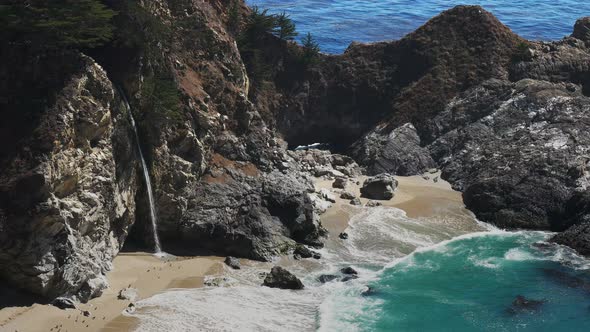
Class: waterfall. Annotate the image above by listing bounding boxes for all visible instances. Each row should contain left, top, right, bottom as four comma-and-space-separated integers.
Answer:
119, 89, 162, 253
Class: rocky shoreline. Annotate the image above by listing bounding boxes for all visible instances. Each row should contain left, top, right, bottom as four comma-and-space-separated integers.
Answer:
0, 0, 589, 311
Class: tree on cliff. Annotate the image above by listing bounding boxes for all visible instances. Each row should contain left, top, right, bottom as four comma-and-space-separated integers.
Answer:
0, 0, 116, 50
301, 32, 320, 64
275, 12, 297, 40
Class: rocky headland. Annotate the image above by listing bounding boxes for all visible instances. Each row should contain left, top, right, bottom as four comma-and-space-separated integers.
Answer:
0, 0, 589, 310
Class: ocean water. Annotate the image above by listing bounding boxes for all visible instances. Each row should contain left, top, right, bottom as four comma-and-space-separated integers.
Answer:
246, 0, 590, 53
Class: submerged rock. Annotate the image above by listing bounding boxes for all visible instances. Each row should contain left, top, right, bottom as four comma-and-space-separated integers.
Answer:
318, 274, 339, 283
508, 295, 544, 314
263, 266, 304, 290
339, 232, 349, 240
360, 174, 397, 200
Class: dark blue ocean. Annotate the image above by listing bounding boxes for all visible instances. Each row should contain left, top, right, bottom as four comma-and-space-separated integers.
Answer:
247, 0, 590, 53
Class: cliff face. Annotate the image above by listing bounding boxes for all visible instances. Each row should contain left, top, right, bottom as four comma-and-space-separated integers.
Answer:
0, 52, 138, 301
1, 0, 590, 301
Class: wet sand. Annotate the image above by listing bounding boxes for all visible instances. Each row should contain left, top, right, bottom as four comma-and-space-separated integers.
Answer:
318, 172, 477, 236
0, 254, 223, 332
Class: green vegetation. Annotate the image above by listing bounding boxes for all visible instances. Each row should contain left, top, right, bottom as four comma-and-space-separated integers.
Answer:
140, 76, 183, 123
275, 12, 298, 41
0, 0, 116, 50
228, 1, 242, 34
300, 32, 321, 64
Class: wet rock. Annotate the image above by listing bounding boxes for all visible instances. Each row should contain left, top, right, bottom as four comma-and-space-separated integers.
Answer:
366, 200, 383, 207
551, 222, 590, 256
341, 267, 358, 275
263, 266, 304, 290
339, 232, 349, 240
224, 256, 241, 270
318, 274, 339, 283
332, 177, 348, 189
360, 174, 397, 200
361, 286, 378, 296
82, 310, 91, 317
350, 198, 362, 206
341, 275, 359, 282
117, 288, 139, 301
293, 244, 313, 259
51, 297, 76, 310
312, 252, 322, 259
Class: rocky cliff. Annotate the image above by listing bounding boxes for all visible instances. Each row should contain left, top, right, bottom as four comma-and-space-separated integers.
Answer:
0, 51, 138, 301
1, 1, 589, 302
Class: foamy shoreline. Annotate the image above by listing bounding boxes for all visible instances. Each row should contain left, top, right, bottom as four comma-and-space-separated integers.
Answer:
0, 172, 477, 332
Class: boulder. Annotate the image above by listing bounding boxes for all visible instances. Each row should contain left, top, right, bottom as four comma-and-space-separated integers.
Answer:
263, 266, 304, 290
293, 244, 313, 259
224, 256, 241, 270
366, 200, 382, 207
360, 174, 397, 200
350, 198, 362, 206
339, 232, 349, 240
51, 297, 76, 310
340, 191, 356, 200
118, 288, 139, 301
332, 177, 348, 189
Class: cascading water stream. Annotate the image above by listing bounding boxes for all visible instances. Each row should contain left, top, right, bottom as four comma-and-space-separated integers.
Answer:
119, 89, 162, 253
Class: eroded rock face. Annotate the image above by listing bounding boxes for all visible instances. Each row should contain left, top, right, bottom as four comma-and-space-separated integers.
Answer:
0, 53, 138, 301
429, 79, 590, 230
573, 17, 590, 42
351, 123, 435, 176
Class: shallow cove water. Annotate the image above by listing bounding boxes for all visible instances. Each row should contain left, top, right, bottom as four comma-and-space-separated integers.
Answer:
247, 0, 590, 53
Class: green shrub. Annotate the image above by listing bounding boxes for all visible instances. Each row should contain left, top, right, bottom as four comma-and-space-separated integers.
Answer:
140, 76, 183, 123
0, 0, 116, 50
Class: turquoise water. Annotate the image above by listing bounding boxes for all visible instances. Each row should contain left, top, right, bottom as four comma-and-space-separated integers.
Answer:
353, 232, 590, 331
246, 0, 590, 53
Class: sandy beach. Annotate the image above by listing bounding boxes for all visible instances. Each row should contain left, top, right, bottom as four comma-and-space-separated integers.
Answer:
0, 171, 475, 332
0, 254, 223, 332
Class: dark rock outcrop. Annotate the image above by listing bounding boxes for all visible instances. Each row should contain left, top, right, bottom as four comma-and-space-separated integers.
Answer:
429, 79, 590, 230
573, 17, 590, 43
263, 266, 304, 290
340, 267, 359, 275
318, 274, 339, 283
360, 174, 397, 200
551, 222, 590, 256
